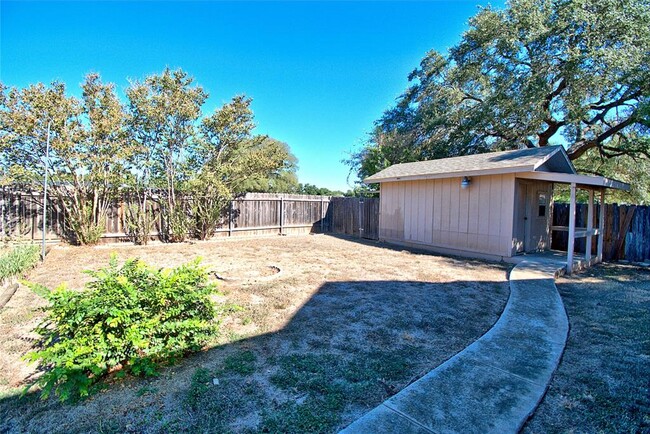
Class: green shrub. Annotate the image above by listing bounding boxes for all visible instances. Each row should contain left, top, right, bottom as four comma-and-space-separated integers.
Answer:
25, 255, 220, 402
0, 244, 40, 281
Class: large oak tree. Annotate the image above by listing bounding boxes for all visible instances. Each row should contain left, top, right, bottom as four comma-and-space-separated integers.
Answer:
349, 0, 650, 197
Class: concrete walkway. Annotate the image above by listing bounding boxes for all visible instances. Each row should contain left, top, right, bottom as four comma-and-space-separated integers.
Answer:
341, 258, 569, 433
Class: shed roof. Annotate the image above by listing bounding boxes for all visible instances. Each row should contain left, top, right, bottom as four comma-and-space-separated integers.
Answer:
363, 146, 629, 191
364, 146, 573, 183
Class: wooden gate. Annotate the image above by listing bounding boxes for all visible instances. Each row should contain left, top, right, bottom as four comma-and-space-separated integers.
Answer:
328, 197, 379, 240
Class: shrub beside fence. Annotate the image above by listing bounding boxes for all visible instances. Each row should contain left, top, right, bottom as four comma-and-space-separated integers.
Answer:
0, 191, 383, 243
0, 191, 335, 242
552, 203, 650, 262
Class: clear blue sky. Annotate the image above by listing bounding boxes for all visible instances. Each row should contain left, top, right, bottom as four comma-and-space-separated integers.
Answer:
1, 0, 504, 191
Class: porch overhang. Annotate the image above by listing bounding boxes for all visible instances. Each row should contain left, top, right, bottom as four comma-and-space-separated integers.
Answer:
515, 171, 630, 191
515, 171, 630, 274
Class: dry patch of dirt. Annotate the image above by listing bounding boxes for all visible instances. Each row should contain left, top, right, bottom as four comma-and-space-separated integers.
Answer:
524, 263, 650, 433
0, 234, 510, 433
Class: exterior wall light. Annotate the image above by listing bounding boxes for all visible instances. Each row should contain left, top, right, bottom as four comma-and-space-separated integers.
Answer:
461, 176, 471, 189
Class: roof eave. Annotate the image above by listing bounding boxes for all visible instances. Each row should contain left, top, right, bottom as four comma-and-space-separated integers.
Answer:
515, 172, 630, 191
364, 165, 536, 184
532, 146, 577, 174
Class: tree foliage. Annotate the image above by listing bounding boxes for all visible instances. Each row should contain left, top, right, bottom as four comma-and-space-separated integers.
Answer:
126, 68, 208, 242
0, 74, 129, 244
297, 184, 344, 196
348, 0, 650, 197
188, 96, 300, 238
0, 68, 297, 243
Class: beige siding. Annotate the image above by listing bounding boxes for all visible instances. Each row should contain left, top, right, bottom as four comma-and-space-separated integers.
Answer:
424, 181, 433, 243
379, 174, 516, 257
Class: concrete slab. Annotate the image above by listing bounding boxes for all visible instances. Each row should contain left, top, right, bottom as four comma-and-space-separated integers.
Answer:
383, 359, 547, 434
342, 405, 434, 434
340, 258, 569, 434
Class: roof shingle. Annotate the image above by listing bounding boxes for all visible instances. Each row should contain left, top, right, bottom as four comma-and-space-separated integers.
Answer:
364, 146, 569, 183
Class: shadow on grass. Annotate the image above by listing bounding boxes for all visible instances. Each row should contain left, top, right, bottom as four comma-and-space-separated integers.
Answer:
324, 233, 511, 270
0, 274, 509, 434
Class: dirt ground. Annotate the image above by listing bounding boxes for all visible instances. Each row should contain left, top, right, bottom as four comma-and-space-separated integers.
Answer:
0, 234, 509, 434
524, 263, 650, 433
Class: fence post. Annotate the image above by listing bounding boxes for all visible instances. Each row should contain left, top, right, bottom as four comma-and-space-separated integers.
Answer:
358, 199, 364, 238
228, 200, 234, 237
280, 197, 284, 235
320, 197, 324, 233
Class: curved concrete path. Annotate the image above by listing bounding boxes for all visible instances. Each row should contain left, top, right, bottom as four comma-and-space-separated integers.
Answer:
341, 258, 569, 433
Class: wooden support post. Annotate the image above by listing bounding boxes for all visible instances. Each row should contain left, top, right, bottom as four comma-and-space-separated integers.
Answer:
597, 189, 605, 262
586, 189, 594, 262
228, 200, 233, 237
280, 197, 284, 235
320, 197, 324, 233
358, 199, 363, 238
567, 182, 577, 274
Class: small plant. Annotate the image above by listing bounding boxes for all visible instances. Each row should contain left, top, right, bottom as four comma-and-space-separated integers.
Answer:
223, 350, 256, 375
63, 201, 107, 245
0, 244, 40, 282
185, 367, 212, 410
25, 255, 221, 402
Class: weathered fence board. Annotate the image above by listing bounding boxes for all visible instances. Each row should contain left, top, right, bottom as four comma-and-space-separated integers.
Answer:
327, 197, 379, 240
1, 191, 333, 243
552, 203, 649, 262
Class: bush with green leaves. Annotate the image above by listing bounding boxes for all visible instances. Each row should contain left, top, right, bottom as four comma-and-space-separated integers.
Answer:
26, 256, 220, 402
0, 244, 40, 281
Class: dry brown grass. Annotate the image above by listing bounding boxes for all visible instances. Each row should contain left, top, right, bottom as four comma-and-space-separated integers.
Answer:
0, 234, 510, 433
524, 263, 650, 434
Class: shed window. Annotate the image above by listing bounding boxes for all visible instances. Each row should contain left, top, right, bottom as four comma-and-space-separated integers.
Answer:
538, 193, 547, 217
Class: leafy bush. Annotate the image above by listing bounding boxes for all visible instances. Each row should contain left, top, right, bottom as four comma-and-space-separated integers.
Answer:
0, 244, 40, 281
26, 256, 220, 402
124, 200, 156, 245
63, 202, 106, 245
166, 205, 194, 243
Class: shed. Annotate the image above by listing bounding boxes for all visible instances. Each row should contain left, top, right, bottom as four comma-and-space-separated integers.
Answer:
364, 146, 630, 272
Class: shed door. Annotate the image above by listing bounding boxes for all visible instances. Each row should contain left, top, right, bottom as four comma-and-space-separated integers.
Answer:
514, 181, 529, 253
514, 180, 552, 253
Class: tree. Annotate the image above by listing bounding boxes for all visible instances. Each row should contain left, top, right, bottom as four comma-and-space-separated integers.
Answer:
126, 68, 207, 241
1, 69, 300, 243
348, 0, 650, 188
568, 147, 650, 204
238, 139, 300, 193
190, 96, 296, 239
0, 74, 129, 244
297, 184, 345, 196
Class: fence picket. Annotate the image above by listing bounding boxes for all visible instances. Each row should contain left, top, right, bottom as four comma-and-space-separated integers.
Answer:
552, 203, 649, 262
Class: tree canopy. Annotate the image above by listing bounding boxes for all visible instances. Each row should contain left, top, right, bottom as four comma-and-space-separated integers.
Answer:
348, 0, 650, 202
0, 68, 298, 243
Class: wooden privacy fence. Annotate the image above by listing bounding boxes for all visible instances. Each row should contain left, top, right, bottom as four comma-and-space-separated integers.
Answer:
0, 191, 382, 243
0, 191, 333, 242
327, 197, 379, 240
552, 203, 649, 262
